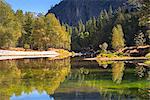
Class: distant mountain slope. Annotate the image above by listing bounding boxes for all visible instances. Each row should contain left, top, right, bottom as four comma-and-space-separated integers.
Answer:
47, 0, 127, 25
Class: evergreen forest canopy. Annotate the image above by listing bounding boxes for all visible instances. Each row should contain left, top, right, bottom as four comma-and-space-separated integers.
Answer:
69, 0, 150, 51
0, 0, 149, 51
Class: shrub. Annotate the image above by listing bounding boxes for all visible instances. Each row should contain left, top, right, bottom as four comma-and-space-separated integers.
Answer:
145, 53, 150, 58
24, 44, 30, 49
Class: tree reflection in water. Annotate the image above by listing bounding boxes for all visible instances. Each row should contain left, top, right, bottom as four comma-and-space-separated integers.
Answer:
0, 58, 149, 100
0, 58, 71, 100
136, 65, 146, 78
57, 60, 150, 99
112, 62, 125, 84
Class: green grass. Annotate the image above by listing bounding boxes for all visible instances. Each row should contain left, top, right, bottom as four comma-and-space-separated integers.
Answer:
60, 79, 150, 96
97, 52, 126, 58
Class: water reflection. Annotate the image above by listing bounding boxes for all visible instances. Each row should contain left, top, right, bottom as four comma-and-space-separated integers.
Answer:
0, 58, 71, 100
0, 57, 149, 99
112, 62, 125, 84
53, 58, 149, 99
11, 90, 54, 100
136, 65, 146, 78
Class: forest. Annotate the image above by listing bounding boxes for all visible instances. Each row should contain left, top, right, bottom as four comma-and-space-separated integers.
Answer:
70, 0, 150, 51
0, 1, 149, 99
0, 0, 149, 52
0, 1, 71, 50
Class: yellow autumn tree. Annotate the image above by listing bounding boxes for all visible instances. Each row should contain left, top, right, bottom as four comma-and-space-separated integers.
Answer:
112, 24, 125, 50
46, 13, 71, 50
0, 1, 22, 48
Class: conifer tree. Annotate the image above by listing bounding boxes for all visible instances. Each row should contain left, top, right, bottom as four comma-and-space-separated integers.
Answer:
19, 12, 34, 48
134, 32, 146, 46
32, 17, 48, 50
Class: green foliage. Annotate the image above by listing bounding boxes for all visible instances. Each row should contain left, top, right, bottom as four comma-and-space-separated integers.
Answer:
0, 58, 71, 97
19, 12, 34, 48
96, 60, 114, 68
0, 0, 149, 51
138, 0, 150, 45
70, 1, 149, 51
134, 32, 146, 46
97, 53, 118, 58
71, 6, 144, 51
45, 14, 71, 50
0, 1, 71, 50
97, 52, 125, 59
32, 16, 47, 50
66, 61, 149, 99
0, 1, 22, 48
48, 49, 72, 60
15, 10, 24, 24
24, 44, 30, 49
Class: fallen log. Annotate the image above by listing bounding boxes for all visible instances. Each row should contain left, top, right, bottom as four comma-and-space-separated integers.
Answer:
118, 45, 150, 56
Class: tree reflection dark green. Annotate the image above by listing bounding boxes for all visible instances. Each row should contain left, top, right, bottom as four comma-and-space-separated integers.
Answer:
61, 61, 150, 99
0, 58, 149, 99
136, 65, 146, 78
0, 58, 71, 99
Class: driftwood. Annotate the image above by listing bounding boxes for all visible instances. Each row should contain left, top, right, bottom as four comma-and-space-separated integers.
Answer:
118, 45, 150, 56
137, 63, 150, 67
84, 57, 149, 61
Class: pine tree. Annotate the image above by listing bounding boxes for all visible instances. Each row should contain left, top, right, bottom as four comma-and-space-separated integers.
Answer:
108, 6, 113, 17
134, 32, 146, 46
139, 0, 150, 45
32, 17, 48, 50
104, 9, 109, 21
78, 20, 85, 33
15, 10, 24, 24
115, 12, 125, 25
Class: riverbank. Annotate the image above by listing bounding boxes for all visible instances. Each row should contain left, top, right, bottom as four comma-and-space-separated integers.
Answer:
84, 57, 149, 61
0, 50, 58, 56
48, 48, 73, 60
0, 48, 72, 60
85, 52, 150, 61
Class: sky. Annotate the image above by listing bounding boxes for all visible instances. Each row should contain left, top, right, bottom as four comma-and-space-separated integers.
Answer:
5, 0, 62, 14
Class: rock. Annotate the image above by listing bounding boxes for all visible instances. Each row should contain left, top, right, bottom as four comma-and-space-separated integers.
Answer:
47, 0, 127, 25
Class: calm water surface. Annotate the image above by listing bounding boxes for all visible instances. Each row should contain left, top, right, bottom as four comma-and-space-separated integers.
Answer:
0, 57, 149, 100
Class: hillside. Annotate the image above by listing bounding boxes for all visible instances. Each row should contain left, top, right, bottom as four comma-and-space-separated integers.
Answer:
48, 0, 128, 25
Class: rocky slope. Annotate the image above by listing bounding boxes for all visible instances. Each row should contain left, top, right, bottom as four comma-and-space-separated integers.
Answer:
47, 0, 128, 25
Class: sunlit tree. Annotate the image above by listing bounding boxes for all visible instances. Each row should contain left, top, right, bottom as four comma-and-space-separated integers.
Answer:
112, 24, 125, 50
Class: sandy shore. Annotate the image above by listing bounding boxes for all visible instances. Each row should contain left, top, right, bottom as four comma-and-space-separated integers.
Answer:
0, 50, 59, 60
0, 50, 58, 56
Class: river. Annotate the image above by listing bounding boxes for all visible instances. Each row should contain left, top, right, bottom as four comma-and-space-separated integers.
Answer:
0, 57, 149, 100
